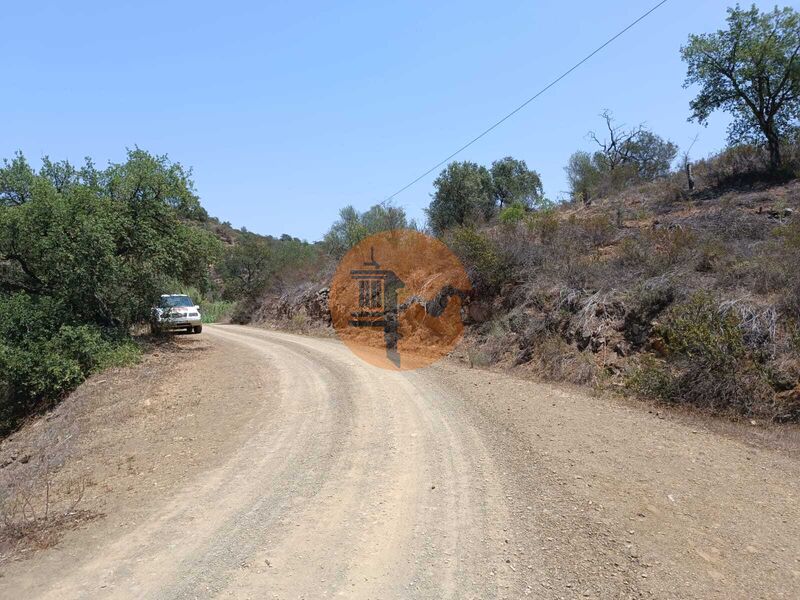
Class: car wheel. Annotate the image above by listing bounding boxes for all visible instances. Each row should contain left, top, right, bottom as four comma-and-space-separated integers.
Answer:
193, 325, 203, 334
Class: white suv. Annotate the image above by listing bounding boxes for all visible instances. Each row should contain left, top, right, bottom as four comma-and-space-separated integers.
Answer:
151, 294, 203, 334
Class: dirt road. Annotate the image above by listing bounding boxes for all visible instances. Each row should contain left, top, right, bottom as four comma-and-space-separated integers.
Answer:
2, 325, 800, 599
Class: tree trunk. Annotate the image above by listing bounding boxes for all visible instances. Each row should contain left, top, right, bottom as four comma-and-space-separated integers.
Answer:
685, 161, 695, 191
768, 136, 782, 171
763, 118, 782, 171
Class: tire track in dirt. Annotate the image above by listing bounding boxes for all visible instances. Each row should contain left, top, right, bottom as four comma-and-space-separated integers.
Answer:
5, 325, 798, 599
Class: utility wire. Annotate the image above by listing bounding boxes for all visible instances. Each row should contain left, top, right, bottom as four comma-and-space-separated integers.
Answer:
384, 0, 670, 202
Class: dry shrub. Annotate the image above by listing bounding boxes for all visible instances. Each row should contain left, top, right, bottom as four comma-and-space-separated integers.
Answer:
526, 207, 560, 244
617, 227, 696, 277
691, 144, 799, 191
736, 219, 800, 301
446, 227, 515, 294
529, 336, 598, 386
512, 213, 619, 289
493, 221, 542, 273
629, 293, 780, 417
468, 320, 515, 367
789, 320, 800, 354
575, 214, 616, 247
572, 290, 625, 352
0, 409, 91, 561
719, 299, 779, 356
696, 203, 774, 242
465, 344, 494, 368
630, 356, 776, 416
230, 297, 257, 324
773, 220, 800, 312
635, 175, 690, 206
623, 279, 676, 348
626, 355, 675, 400
694, 238, 729, 273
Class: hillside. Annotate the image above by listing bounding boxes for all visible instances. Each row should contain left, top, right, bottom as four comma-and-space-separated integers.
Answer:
242, 155, 800, 422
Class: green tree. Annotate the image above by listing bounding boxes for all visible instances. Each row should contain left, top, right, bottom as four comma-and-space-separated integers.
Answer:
566, 112, 677, 202
565, 151, 602, 205
489, 157, 544, 208
588, 111, 677, 180
0, 149, 220, 433
323, 206, 368, 257
218, 230, 320, 301
498, 201, 527, 225
0, 150, 219, 328
218, 234, 276, 300
426, 161, 495, 235
361, 202, 408, 233
323, 202, 408, 257
623, 130, 680, 180
0, 153, 35, 206
681, 4, 800, 170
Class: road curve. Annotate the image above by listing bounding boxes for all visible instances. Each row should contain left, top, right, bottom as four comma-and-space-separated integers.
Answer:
3, 324, 800, 599
13, 325, 523, 599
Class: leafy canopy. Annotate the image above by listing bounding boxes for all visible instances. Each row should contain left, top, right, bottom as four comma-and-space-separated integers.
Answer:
219, 233, 318, 299
681, 4, 800, 168
0, 149, 220, 433
427, 157, 545, 235
566, 111, 677, 202
0, 149, 220, 328
323, 201, 409, 257
490, 157, 544, 209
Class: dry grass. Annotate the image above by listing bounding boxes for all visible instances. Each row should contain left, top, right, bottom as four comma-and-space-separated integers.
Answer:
465, 174, 800, 419
0, 334, 192, 565
0, 398, 95, 563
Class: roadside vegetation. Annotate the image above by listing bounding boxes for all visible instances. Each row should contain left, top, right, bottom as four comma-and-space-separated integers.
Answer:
245, 4, 800, 422
0, 150, 222, 435
1, 3, 798, 438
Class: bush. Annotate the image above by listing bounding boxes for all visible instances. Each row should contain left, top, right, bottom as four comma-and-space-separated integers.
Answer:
446, 227, 514, 293
617, 227, 696, 277
623, 280, 675, 348
577, 214, 616, 247
0, 293, 141, 434
691, 144, 799, 189
789, 320, 800, 354
774, 221, 800, 312
630, 293, 775, 415
530, 336, 598, 386
695, 238, 728, 272
524, 207, 558, 241
498, 201, 527, 225
509, 213, 614, 290
659, 293, 745, 362
200, 300, 235, 323
0, 149, 210, 435
627, 355, 676, 400
566, 113, 678, 203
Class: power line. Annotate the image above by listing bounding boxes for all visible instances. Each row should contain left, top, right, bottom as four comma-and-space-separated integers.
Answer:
384, 0, 671, 202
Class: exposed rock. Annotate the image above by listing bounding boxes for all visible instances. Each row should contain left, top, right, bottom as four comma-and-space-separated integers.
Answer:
304, 287, 330, 324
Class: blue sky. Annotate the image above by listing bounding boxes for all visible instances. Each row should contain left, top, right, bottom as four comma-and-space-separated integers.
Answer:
1, 1, 781, 240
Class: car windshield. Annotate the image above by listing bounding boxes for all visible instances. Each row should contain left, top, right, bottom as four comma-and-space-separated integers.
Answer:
160, 296, 194, 308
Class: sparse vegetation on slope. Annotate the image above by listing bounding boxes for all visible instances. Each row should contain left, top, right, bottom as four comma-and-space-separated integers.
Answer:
3, 3, 799, 434
240, 3, 800, 421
